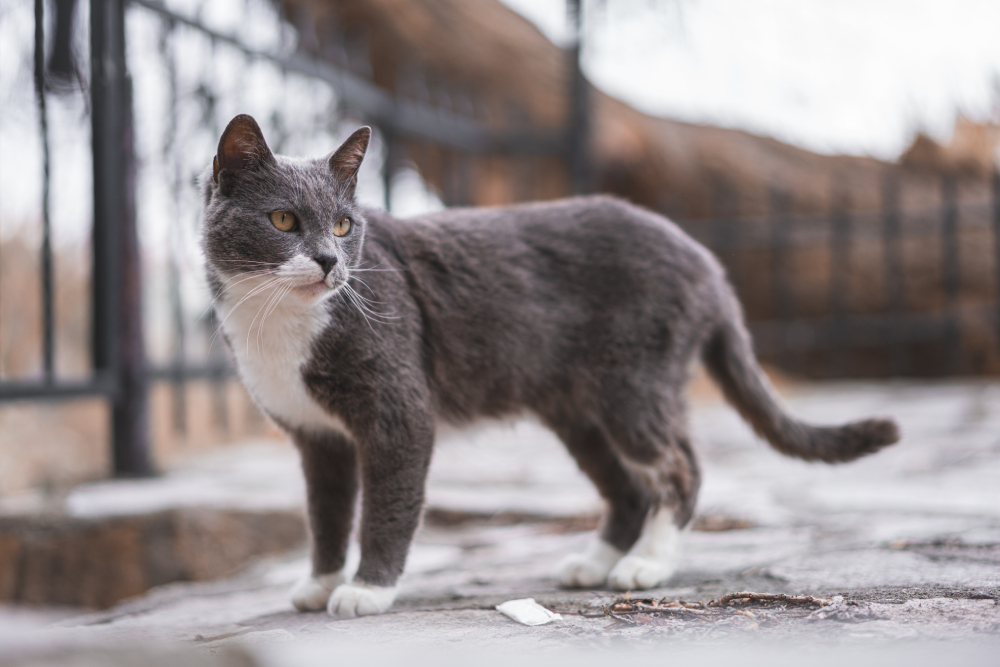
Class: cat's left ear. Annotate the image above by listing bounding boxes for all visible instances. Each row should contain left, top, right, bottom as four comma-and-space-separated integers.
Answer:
327, 126, 371, 195
214, 114, 275, 195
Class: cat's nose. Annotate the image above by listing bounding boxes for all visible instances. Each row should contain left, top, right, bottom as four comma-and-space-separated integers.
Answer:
314, 253, 338, 277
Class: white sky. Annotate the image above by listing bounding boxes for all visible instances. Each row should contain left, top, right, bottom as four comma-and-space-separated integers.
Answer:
501, 0, 1000, 159
3, 0, 1000, 249
5, 0, 1000, 242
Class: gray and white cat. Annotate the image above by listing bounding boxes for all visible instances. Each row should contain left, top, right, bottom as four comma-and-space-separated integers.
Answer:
201, 115, 899, 618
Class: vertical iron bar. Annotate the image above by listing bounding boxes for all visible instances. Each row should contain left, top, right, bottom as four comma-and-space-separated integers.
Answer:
567, 0, 589, 194
35, 0, 55, 383
201, 36, 229, 432
829, 187, 851, 376
162, 21, 186, 436
711, 179, 736, 256
941, 175, 961, 375
712, 215, 730, 257
212, 367, 229, 433
443, 150, 471, 207
993, 169, 1000, 367
48, 0, 80, 86
207, 311, 230, 431
712, 182, 741, 300
881, 173, 908, 376
277, 0, 287, 50
90, 0, 117, 388
91, 0, 153, 476
769, 188, 794, 372
381, 126, 395, 212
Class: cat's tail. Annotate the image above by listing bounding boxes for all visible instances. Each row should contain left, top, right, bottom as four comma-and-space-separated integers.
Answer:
701, 314, 899, 463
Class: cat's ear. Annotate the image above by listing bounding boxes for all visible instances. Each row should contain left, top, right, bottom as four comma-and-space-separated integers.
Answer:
327, 126, 371, 195
214, 114, 275, 195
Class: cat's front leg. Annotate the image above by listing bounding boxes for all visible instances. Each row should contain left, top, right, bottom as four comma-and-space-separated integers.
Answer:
327, 411, 433, 618
290, 429, 358, 611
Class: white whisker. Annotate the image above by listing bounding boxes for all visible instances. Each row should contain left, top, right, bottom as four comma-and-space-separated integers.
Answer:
209, 275, 285, 350
213, 259, 282, 266
246, 277, 292, 356
350, 260, 402, 273
348, 275, 381, 300
343, 284, 398, 324
251, 280, 288, 357
198, 269, 280, 323
217, 269, 279, 294
345, 272, 398, 310
256, 281, 295, 355
342, 284, 381, 336
345, 282, 400, 320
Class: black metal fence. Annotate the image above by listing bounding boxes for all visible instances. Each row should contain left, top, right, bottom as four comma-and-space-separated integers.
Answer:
677, 172, 1000, 379
0, 0, 584, 475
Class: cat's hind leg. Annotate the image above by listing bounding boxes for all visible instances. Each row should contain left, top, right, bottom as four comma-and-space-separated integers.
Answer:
597, 389, 701, 591
607, 506, 685, 590
546, 421, 652, 588
290, 429, 358, 611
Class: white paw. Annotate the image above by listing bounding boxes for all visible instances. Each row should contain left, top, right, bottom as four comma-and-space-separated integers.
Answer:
558, 554, 611, 588
327, 582, 399, 618
290, 571, 344, 611
557, 540, 624, 588
608, 555, 676, 590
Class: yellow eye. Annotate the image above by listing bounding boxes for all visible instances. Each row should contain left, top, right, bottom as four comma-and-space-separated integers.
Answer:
333, 216, 352, 237
269, 210, 296, 232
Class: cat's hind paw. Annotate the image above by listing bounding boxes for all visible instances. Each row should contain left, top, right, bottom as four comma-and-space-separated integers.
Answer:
556, 539, 624, 588
327, 582, 399, 618
291, 571, 345, 611
607, 555, 676, 590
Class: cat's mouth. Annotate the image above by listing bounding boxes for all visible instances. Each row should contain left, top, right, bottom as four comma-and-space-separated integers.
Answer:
296, 280, 332, 298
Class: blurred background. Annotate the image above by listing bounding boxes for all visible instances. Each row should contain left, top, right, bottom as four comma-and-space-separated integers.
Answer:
1, 0, 999, 609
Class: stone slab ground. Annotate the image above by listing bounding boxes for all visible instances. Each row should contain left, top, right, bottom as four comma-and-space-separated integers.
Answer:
1, 379, 999, 665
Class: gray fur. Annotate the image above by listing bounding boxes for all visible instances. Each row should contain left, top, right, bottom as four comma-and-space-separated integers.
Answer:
202, 115, 899, 594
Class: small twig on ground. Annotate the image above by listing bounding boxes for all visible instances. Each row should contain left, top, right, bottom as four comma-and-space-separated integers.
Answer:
593, 592, 832, 627
707, 592, 832, 608
599, 597, 718, 623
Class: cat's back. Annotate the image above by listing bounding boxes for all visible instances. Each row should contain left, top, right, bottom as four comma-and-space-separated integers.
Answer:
387, 195, 719, 290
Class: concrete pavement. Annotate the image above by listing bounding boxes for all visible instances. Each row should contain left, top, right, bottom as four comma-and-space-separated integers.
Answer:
1, 378, 998, 665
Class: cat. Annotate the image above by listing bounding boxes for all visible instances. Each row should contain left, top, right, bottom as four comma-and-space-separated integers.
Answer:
201, 114, 899, 618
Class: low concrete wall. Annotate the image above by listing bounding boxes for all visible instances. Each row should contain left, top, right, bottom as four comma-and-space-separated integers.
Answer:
0, 508, 306, 608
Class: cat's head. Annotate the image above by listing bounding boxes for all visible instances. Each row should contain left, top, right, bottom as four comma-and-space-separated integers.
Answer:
201, 114, 371, 304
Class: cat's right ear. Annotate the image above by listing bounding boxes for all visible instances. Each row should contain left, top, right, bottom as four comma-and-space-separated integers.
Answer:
214, 114, 275, 196
327, 126, 371, 196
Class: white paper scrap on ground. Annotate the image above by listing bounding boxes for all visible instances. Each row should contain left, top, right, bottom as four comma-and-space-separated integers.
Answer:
495, 598, 563, 626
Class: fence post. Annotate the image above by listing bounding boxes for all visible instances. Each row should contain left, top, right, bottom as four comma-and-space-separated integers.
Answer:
769, 187, 794, 371
567, 0, 589, 194
993, 169, 1000, 366
34, 0, 55, 383
828, 185, 852, 376
160, 22, 186, 437
881, 172, 908, 376
711, 179, 738, 256
90, 0, 153, 476
941, 175, 961, 375
381, 126, 396, 212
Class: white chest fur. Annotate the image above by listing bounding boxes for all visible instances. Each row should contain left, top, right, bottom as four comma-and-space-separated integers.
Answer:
216, 277, 351, 437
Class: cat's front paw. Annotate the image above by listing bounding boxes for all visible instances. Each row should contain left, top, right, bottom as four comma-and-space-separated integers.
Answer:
327, 582, 399, 618
291, 571, 344, 611
556, 540, 624, 588
607, 555, 676, 590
